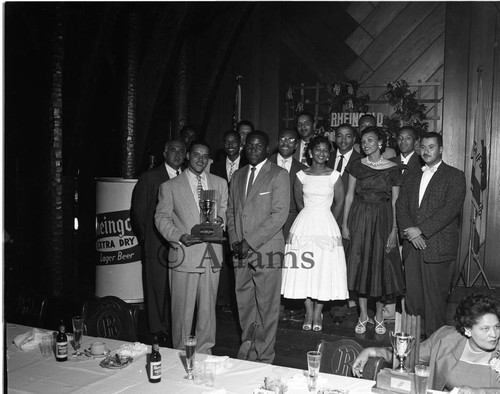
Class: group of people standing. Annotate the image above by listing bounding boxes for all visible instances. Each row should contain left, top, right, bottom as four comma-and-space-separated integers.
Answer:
131, 112, 466, 365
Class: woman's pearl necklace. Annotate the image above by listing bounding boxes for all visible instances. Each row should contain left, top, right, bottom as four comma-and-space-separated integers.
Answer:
367, 156, 384, 166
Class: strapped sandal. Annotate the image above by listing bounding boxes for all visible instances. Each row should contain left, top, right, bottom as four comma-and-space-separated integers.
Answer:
374, 317, 386, 335
355, 317, 369, 334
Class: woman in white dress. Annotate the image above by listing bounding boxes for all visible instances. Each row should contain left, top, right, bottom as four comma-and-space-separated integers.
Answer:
281, 135, 349, 331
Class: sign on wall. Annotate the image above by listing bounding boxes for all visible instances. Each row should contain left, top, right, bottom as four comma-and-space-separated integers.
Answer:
330, 112, 385, 127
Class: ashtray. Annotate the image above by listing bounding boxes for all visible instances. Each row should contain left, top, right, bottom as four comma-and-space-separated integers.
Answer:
99, 354, 133, 369
84, 347, 111, 359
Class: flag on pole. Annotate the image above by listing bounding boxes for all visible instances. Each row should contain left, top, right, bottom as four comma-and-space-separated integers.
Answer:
470, 67, 489, 255
233, 75, 242, 130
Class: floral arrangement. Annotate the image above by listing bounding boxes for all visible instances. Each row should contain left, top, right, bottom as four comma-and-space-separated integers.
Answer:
489, 350, 500, 381
383, 80, 429, 146
326, 80, 370, 114
285, 85, 305, 116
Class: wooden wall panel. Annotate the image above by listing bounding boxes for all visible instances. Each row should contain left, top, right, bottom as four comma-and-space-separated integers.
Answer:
345, 57, 373, 82
362, 2, 408, 37
485, 11, 500, 284
364, 4, 445, 84
346, 2, 375, 25
360, 2, 438, 71
345, 27, 373, 56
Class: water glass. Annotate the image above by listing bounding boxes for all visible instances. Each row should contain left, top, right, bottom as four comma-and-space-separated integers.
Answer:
414, 364, 430, 394
40, 335, 53, 358
193, 361, 205, 385
204, 360, 217, 387
184, 335, 197, 380
272, 366, 289, 394
307, 350, 322, 392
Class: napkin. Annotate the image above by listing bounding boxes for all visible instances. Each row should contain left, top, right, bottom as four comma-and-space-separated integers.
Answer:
116, 342, 148, 357
13, 328, 52, 351
203, 355, 230, 373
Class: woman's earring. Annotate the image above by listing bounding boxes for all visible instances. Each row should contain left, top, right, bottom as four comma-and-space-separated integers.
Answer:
465, 329, 471, 338
379, 144, 383, 150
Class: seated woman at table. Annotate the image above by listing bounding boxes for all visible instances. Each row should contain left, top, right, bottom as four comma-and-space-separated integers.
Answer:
352, 293, 500, 393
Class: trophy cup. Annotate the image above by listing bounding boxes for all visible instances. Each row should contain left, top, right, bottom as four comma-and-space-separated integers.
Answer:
390, 331, 415, 373
191, 189, 225, 241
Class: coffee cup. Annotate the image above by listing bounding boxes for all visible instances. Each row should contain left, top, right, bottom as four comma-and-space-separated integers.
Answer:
90, 341, 106, 355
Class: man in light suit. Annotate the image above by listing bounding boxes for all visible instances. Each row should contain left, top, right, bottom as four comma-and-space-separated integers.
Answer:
155, 141, 228, 354
131, 140, 186, 344
396, 132, 466, 337
227, 130, 290, 363
390, 126, 423, 182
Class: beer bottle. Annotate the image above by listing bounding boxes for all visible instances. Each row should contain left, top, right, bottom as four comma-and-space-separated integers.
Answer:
149, 336, 161, 383
56, 321, 68, 362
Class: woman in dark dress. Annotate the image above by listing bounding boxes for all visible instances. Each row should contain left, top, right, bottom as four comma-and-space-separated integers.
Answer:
342, 126, 405, 335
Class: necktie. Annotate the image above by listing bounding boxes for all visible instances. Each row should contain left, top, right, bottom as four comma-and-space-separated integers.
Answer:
197, 175, 203, 202
301, 143, 308, 165
246, 167, 256, 199
336, 154, 344, 172
228, 162, 235, 181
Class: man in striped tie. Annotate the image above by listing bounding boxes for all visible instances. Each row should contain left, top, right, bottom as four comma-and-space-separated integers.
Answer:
293, 112, 316, 167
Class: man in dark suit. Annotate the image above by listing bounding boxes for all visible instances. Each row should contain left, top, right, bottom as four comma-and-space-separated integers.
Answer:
390, 126, 423, 181
155, 141, 228, 354
131, 140, 186, 343
293, 112, 315, 166
396, 132, 466, 337
269, 129, 307, 239
210, 130, 247, 310
211, 130, 248, 182
227, 130, 289, 363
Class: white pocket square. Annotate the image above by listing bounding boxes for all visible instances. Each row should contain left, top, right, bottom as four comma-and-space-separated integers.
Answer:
259, 191, 271, 195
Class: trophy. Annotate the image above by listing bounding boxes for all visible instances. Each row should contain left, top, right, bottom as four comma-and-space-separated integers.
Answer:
191, 189, 225, 241
390, 331, 415, 372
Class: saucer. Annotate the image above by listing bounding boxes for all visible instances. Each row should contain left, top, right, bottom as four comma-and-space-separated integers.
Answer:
84, 347, 111, 358
99, 355, 133, 369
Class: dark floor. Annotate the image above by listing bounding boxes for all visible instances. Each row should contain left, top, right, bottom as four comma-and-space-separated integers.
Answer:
135, 284, 495, 371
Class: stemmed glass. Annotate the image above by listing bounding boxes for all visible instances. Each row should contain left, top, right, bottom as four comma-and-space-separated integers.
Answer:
72, 316, 85, 357
307, 350, 322, 393
184, 335, 197, 380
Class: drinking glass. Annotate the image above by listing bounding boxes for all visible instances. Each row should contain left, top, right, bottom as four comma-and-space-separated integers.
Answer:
272, 366, 289, 394
414, 365, 430, 394
184, 335, 197, 380
307, 350, 322, 393
204, 360, 217, 387
72, 316, 85, 357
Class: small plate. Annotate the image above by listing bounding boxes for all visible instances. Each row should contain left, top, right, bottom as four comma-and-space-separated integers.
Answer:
84, 347, 111, 358
99, 355, 133, 369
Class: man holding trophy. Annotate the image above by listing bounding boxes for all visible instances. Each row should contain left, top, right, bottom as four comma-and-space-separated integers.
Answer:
155, 141, 228, 354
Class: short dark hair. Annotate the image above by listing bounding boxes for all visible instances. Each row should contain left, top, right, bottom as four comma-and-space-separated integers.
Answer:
421, 131, 443, 147
308, 135, 332, 153
454, 293, 500, 336
164, 139, 186, 151
279, 129, 300, 139
245, 130, 269, 146
223, 130, 241, 141
336, 123, 356, 135
237, 120, 254, 131
297, 111, 315, 122
189, 140, 210, 153
179, 125, 197, 136
361, 126, 387, 154
398, 126, 418, 139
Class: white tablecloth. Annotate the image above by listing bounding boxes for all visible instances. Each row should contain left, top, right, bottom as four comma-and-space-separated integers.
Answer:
6, 323, 377, 393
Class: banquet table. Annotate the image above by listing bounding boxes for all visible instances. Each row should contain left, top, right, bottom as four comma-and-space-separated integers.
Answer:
5, 323, 386, 394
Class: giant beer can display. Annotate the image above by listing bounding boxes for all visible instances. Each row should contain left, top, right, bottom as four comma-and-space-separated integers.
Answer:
95, 177, 143, 303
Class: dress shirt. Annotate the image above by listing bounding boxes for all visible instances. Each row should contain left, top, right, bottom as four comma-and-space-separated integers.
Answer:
400, 151, 415, 166
165, 163, 181, 178
226, 155, 241, 181
245, 159, 267, 196
186, 169, 208, 211
298, 140, 310, 167
277, 153, 292, 173
333, 149, 354, 175
419, 160, 442, 206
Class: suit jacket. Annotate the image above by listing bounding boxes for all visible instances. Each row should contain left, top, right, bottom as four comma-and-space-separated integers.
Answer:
227, 159, 290, 256
210, 153, 248, 182
292, 140, 310, 166
269, 154, 307, 238
396, 162, 466, 263
390, 152, 423, 183
155, 170, 228, 273
131, 164, 171, 259
326, 148, 362, 192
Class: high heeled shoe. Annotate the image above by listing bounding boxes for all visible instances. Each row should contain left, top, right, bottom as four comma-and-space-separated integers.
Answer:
374, 317, 386, 335
355, 317, 369, 334
302, 316, 313, 331
313, 314, 323, 332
